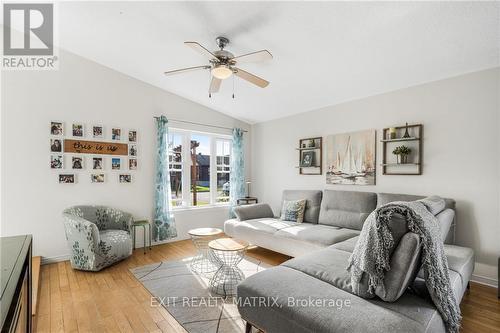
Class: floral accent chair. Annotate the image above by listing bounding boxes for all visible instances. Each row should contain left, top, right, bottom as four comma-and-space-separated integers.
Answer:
62, 206, 134, 271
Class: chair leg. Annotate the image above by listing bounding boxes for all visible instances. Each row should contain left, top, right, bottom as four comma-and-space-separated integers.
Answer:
245, 321, 252, 333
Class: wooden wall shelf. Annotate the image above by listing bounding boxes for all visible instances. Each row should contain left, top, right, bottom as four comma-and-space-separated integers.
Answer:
382, 124, 423, 175
297, 137, 322, 175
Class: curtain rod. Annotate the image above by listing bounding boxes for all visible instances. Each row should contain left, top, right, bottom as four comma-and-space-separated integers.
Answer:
153, 116, 248, 133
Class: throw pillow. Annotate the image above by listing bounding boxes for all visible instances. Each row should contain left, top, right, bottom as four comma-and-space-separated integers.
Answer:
280, 199, 307, 223
234, 203, 275, 221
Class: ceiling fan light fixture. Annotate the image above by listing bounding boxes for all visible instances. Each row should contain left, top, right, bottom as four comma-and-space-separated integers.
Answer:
211, 65, 232, 80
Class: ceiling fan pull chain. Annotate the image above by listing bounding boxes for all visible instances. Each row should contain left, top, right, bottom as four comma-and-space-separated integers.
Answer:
232, 75, 235, 99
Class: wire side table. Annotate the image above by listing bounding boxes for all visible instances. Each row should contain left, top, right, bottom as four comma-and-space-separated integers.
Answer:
208, 238, 249, 297
188, 228, 223, 275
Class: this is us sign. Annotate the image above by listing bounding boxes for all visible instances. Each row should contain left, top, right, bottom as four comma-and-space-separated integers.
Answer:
64, 139, 128, 156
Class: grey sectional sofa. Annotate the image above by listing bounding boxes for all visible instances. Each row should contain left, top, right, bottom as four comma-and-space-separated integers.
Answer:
224, 190, 474, 333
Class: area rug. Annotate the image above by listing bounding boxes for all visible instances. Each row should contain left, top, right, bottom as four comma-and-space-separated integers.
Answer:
130, 257, 269, 333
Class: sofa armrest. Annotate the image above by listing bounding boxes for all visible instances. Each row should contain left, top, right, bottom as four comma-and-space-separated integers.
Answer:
62, 213, 100, 255
234, 203, 275, 221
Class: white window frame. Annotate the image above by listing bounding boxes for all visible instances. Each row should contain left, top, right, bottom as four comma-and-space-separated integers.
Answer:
168, 128, 232, 210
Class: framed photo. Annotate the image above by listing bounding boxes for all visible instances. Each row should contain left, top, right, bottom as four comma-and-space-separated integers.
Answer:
72, 156, 84, 169
128, 144, 137, 156
72, 123, 84, 137
112, 128, 121, 141
50, 121, 64, 136
112, 157, 121, 170
119, 174, 132, 183
93, 125, 104, 139
51, 155, 63, 169
129, 158, 137, 170
128, 130, 137, 142
301, 151, 315, 167
92, 157, 103, 170
50, 138, 63, 152
91, 173, 105, 183
59, 174, 75, 184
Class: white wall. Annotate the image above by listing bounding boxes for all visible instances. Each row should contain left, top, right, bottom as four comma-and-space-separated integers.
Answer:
0, 49, 251, 262
251, 68, 500, 284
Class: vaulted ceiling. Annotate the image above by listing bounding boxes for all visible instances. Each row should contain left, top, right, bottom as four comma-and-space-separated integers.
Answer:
57, 1, 499, 123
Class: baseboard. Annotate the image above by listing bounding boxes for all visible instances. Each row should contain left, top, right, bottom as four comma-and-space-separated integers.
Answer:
41, 254, 70, 265
470, 274, 498, 288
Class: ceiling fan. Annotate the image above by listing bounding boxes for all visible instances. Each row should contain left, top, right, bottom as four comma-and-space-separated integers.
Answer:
164, 37, 272, 97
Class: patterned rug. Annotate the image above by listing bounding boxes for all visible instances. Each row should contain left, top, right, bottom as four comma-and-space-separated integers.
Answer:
130, 257, 268, 333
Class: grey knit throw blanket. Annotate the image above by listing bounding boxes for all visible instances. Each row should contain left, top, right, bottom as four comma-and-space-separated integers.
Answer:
347, 199, 461, 333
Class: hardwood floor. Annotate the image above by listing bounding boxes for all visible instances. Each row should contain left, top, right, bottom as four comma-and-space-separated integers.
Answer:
34, 240, 499, 333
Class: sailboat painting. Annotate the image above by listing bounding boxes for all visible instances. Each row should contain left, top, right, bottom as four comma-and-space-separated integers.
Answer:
326, 130, 376, 185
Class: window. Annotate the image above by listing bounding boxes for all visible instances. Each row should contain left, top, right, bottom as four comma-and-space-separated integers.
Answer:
167, 129, 232, 208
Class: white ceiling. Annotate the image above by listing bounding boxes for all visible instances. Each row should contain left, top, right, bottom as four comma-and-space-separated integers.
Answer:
56, 1, 499, 123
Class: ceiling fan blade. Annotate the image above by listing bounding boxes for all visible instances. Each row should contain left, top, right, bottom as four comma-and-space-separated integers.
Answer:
164, 65, 210, 76
209, 77, 222, 93
234, 67, 269, 88
185, 41, 218, 60
231, 50, 272, 64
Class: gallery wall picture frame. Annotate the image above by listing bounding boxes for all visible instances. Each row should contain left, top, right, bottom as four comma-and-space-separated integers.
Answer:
129, 144, 137, 157
119, 174, 132, 183
112, 157, 121, 170
59, 174, 75, 184
91, 173, 105, 183
128, 129, 137, 142
92, 157, 104, 170
129, 158, 137, 170
50, 138, 63, 153
93, 125, 104, 139
50, 121, 64, 136
71, 156, 84, 170
72, 123, 84, 137
297, 137, 322, 175
111, 128, 121, 141
325, 129, 376, 185
51, 155, 64, 169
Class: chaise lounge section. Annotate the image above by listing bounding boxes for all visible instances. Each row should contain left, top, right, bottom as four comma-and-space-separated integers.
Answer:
225, 190, 474, 333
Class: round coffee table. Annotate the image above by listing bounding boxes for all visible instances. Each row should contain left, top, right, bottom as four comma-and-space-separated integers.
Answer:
188, 228, 223, 275
208, 238, 249, 297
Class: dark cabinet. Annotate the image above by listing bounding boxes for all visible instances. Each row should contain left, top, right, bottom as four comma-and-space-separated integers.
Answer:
1, 235, 32, 333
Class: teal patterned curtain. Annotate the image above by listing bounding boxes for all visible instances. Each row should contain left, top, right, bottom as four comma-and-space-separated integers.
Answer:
229, 128, 245, 217
154, 116, 177, 241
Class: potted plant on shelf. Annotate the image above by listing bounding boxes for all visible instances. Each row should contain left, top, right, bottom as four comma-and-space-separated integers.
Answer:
392, 145, 412, 164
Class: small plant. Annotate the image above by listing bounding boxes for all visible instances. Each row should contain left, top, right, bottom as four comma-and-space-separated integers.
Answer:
393, 145, 412, 164
392, 145, 412, 156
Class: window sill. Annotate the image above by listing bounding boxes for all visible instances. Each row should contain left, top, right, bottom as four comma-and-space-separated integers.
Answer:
172, 204, 231, 212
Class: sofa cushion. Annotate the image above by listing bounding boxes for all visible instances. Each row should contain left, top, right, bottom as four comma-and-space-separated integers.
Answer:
233, 203, 274, 221
282, 190, 322, 224
377, 193, 456, 211
98, 229, 132, 259
375, 232, 422, 302
275, 223, 360, 248
226, 218, 294, 235
280, 199, 307, 223
238, 265, 443, 333
330, 236, 359, 253
318, 190, 377, 230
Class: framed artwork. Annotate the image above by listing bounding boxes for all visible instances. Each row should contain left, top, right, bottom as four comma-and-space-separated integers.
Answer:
51, 155, 63, 169
325, 129, 376, 185
119, 174, 132, 183
301, 151, 315, 167
129, 158, 137, 170
128, 130, 137, 142
92, 157, 103, 170
91, 173, 105, 183
50, 138, 63, 152
128, 144, 137, 156
72, 156, 84, 169
112, 128, 121, 141
93, 125, 104, 139
112, 158, 121, 170
72, 123, 84, 137
59, 174, 75, 184
50, 121, 64, 136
